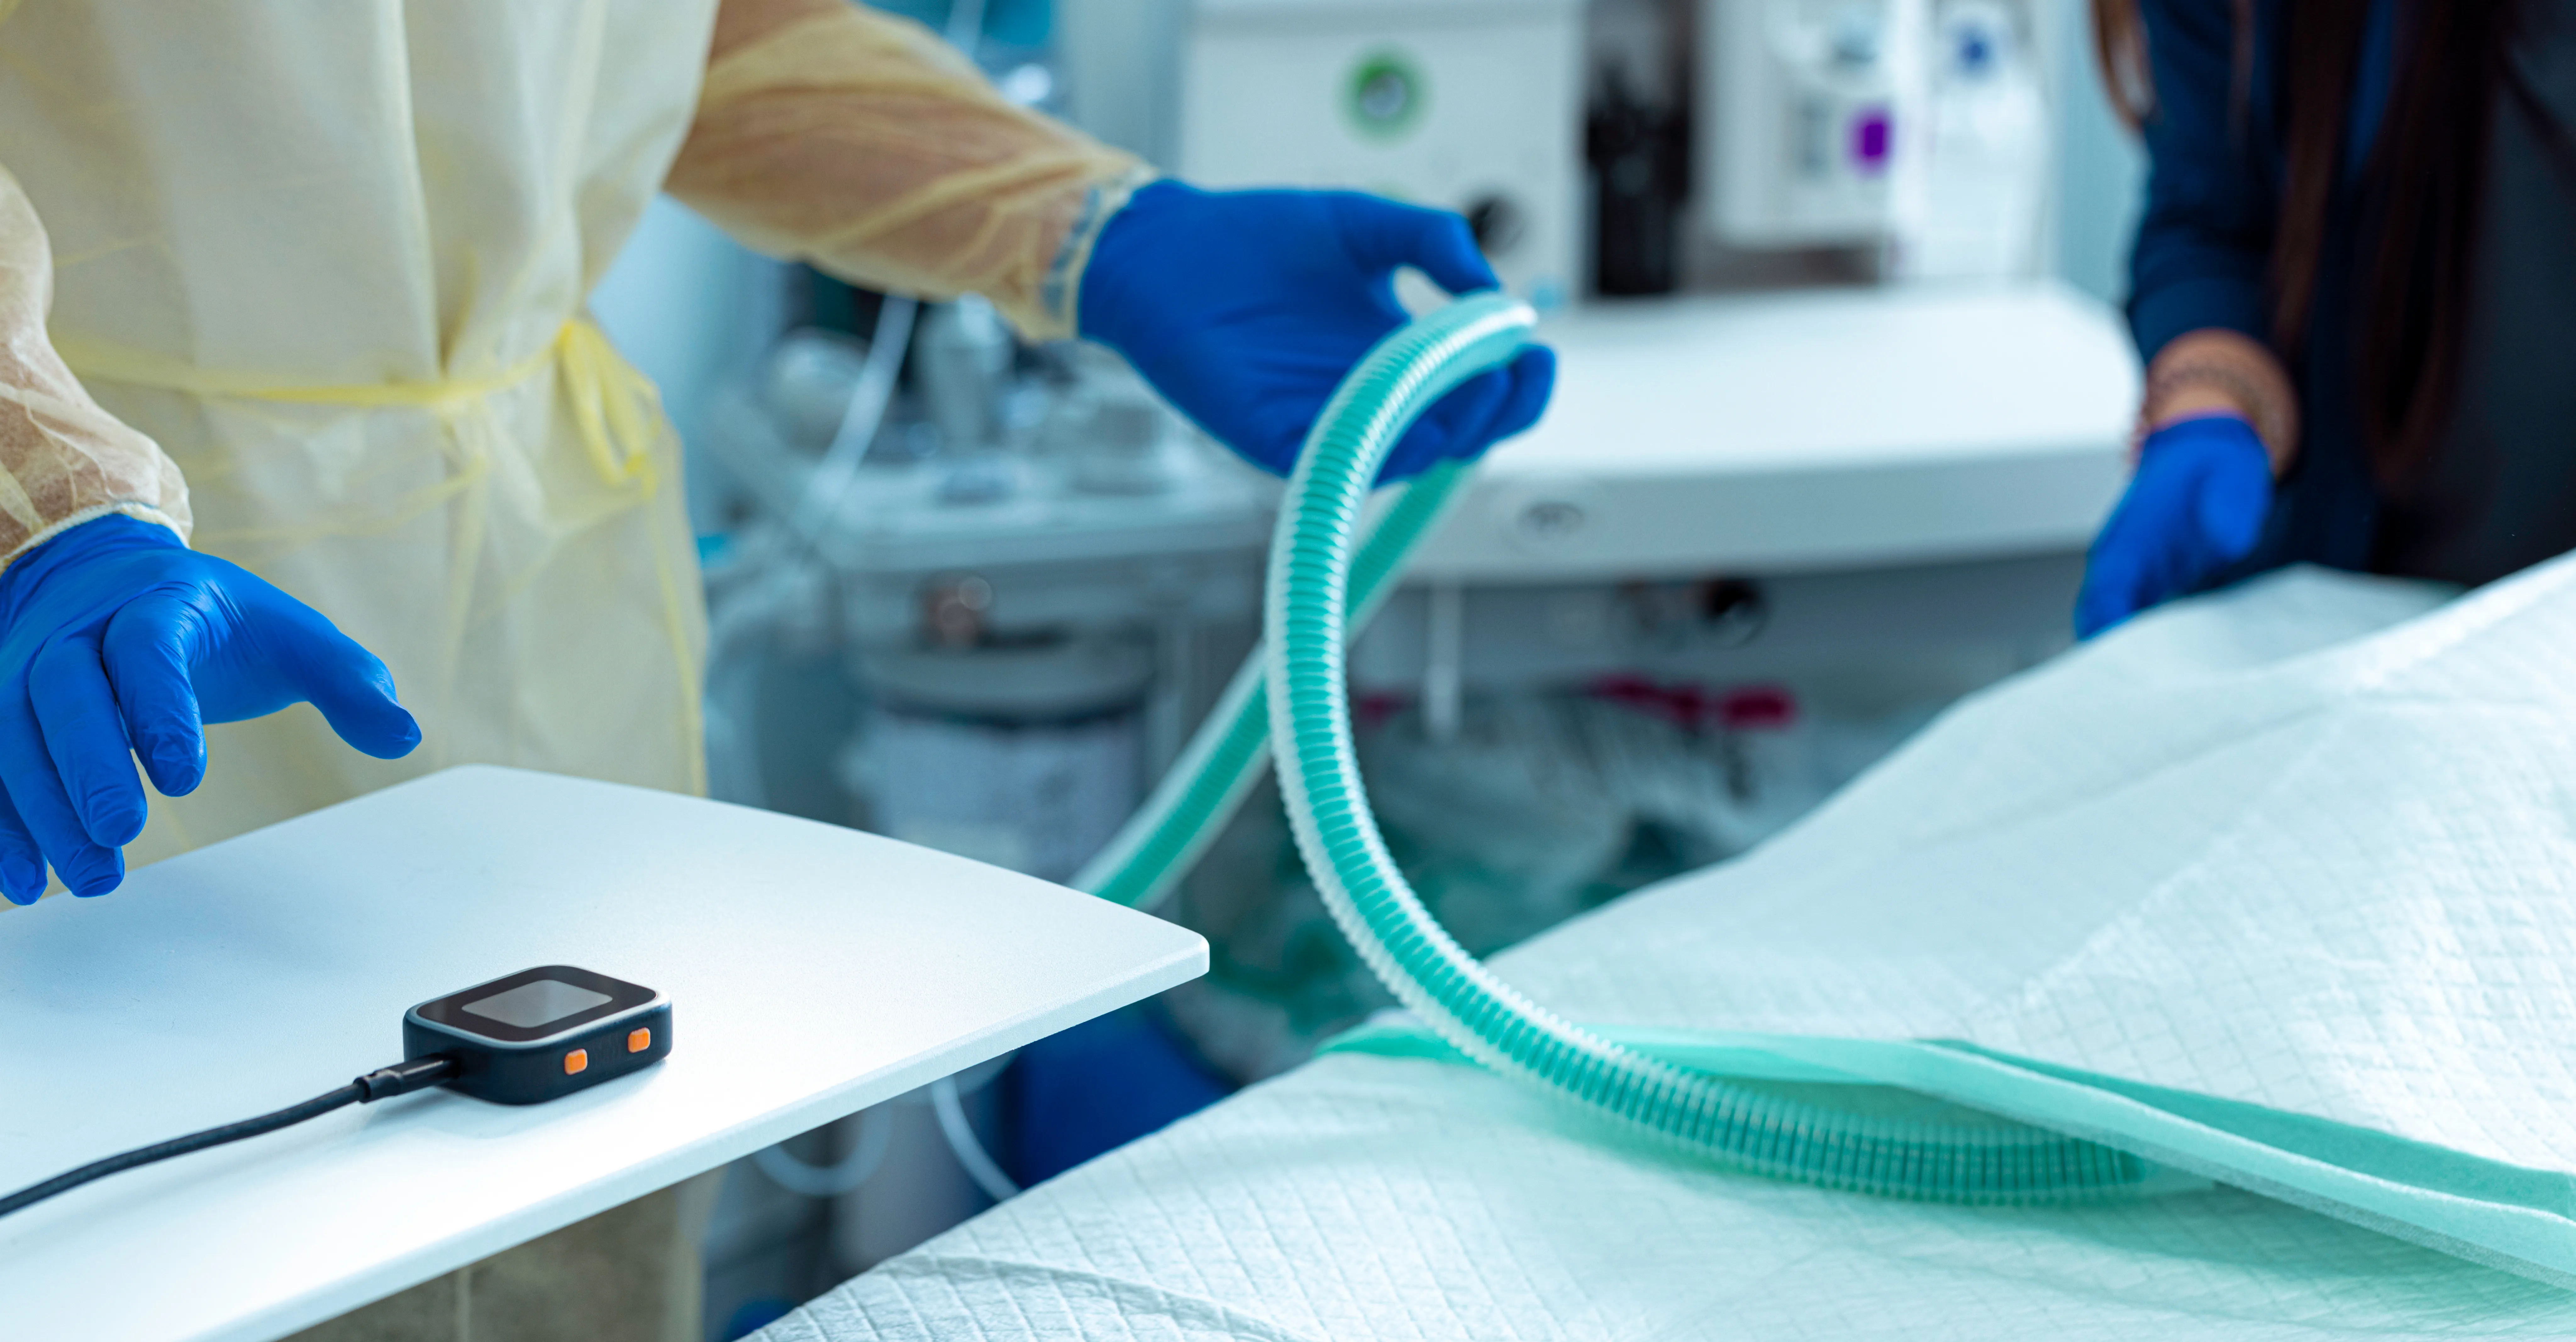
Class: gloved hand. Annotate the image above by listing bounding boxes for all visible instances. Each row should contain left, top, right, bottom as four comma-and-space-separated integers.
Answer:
2075, 413, 2275, 639
1078, 180, 1556, 482
0, 515, 419, 901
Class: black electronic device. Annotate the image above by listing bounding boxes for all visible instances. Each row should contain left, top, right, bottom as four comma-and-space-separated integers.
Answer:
0, 964, 673, 1219
406, 965, 672, 1105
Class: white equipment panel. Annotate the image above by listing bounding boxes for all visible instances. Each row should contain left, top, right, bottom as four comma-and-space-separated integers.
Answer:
1704, 0, 1905, 247
1180, 0, 1584, 310
1410, 280, 2139, 580
0, 768, 1206, 1342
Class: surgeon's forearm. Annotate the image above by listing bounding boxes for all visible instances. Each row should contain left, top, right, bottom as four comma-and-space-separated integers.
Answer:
2138, 328, 2301, 477
668, 0, 1149, 342
0, 166, 188, 570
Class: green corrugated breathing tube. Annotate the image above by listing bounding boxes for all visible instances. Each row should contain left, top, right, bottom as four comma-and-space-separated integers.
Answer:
1074, 292, 2151, 1203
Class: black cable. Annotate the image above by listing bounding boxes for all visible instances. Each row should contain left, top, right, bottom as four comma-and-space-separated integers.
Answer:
0, 1055, 457, 1219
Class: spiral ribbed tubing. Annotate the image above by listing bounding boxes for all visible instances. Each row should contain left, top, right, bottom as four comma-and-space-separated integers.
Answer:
1260, 293, 2149, 1201
1074, 462, 1474, 910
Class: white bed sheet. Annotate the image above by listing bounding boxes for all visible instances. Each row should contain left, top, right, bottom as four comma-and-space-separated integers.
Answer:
763, 561, 2576, 1338
774, 1055, 2575, 1340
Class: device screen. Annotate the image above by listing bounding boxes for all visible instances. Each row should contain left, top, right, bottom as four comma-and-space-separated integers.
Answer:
414, 964, 656, 1043
462, 978, 614, 1029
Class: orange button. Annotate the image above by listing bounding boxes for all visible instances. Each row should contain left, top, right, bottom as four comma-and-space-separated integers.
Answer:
627, 1027, 652, 1054
563, 1048, 589, 1076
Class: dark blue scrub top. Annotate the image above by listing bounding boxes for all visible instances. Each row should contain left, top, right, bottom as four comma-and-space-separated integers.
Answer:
2129, 0, 2576, 587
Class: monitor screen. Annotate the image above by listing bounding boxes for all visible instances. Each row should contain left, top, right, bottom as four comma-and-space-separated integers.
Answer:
462, 978, 613, 1030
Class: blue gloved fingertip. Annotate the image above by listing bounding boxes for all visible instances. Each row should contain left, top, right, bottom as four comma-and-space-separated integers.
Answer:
150, 747, 206, 796
358, 708, 423, 760
66, 863, 123, 898
84, 801, 148, 849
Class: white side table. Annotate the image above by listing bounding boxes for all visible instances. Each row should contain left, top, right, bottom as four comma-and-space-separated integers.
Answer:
0, 767, 1207, 1342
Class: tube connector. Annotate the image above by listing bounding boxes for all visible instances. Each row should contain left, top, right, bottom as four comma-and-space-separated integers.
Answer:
355, 1055, 457, 1102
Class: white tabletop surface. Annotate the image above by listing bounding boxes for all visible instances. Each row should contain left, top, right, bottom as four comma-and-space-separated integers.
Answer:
1408, 280, 2142, 580
0, 767, 1207, 1342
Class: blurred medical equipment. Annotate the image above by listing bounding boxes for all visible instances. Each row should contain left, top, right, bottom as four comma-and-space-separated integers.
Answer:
1702, 0, 1908, 249
1170, 0, 1585, 311
1586, 58, 1690, 295
1069, 0, 2061, 298
1893, 0, 2055, 278
700, 319, 1272, 819
1705, 0, 2051, 277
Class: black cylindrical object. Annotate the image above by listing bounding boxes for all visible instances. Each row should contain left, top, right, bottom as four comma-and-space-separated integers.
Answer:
1587, 61, 1689, 297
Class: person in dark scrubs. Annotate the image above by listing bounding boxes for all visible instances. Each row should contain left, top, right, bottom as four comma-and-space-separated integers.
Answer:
2077, 0, 2576, 635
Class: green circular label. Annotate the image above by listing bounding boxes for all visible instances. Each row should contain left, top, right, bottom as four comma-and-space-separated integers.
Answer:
1344, 50, 1427, 141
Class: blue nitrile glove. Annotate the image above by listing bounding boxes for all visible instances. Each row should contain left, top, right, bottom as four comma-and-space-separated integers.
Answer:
1077, 180, 1556, 482
2075, 413, 2275, 639
0, 515, 419, 901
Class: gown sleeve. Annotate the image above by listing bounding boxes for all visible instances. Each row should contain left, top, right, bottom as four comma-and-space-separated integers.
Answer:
666, 0, 1152, 343
0, 164, 188, 570
2127, 0, 2277, 363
